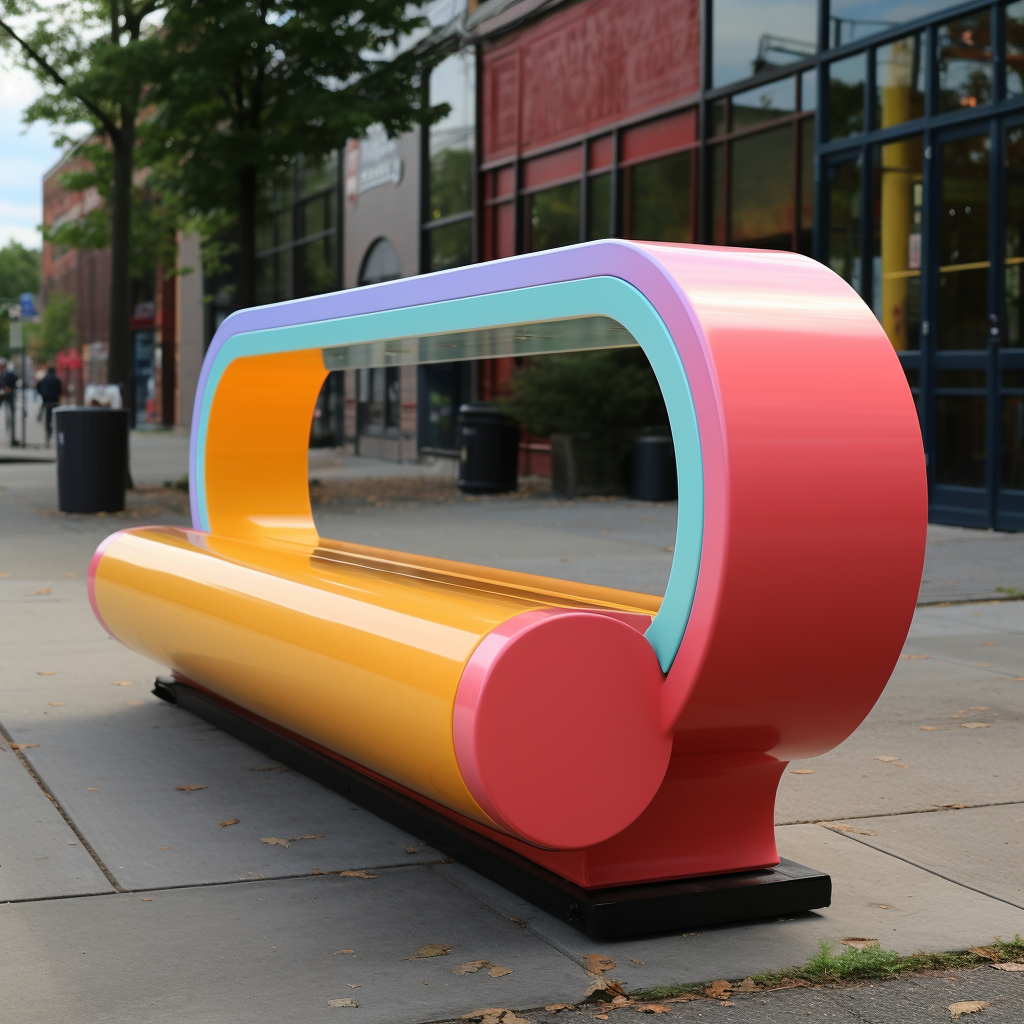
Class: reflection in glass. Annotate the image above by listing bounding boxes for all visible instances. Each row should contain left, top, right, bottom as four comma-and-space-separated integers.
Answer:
1004, 369, 1024, 388
712, 0, 817, 87
1006, 128, 1024, 348
358, 366, 400, 432
1008, 2, 1024, 98
829, 1, 955, 46
711, 144, 726, 244
937, 12, 992, 113
799, 117, 815, 255
255, 250, 293, 305
588, 173, 612, 239
938, 135, 990, 351
527, 182, 581, 251
427, 219, 473, 272
904, 365, 920, 388
873, 136, 922, 351
829, 53, 866, 138
731, 126, 793, 249
875, 34, 925, 129
710, 100, 727, 138
800, 68, 817, 111
301, 192, 334, 238
627, 152, 692, 243
731, 77, 795, 130
1004, 397, 1024, 490
937, 370, 985, 388
299, 152, 338, 199
829, 156, 862, 291
429, 52, 476, 220
298, 234, 336, 297
936, 396, 986, 487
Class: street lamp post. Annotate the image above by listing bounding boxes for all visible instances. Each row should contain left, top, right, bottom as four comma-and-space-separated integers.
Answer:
8, 302, 25, 448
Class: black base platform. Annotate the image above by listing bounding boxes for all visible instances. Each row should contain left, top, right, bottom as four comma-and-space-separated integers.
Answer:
154, 676, 831, 940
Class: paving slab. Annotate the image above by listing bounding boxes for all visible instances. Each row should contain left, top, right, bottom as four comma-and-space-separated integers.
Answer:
0, 867, 586, 1024
829, 804, 1024, 910
0, 741, 113, 902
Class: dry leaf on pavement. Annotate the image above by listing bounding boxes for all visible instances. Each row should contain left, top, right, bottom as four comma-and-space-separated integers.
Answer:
634, 1005, 671, 1014
704, 980, 732, 999
842, 938, 879, 949
584, 975, 626, 998
488, 965, 513, 978
454, 960, 493, 975
902, 654, 931, 659
48, 701, 64, 706
175, 785, 207, 792
405, 943, 453, 959
630, 959, 645, 965
334, 950, 355, 955
327, 997, 359, 1007
960, 723, 991, 729
970, 706, 990, 710
583, 954, 617, 974
790, 769, 815, 774
949, 1001, 990, 1018
347, 984, 362, 988
219, 819, 239, 827
827, 825, 879, 836
991, 962, 1024, 971
335, 869, 377, 878
461, 1010, 530, 1024
406, 846, 420, 853
261, 833, 324, 848
544, 1004, 576, 1012
261, 837, 291, 847
874, 755, 900, 762
732, 978, 760, 992
921, 726, 940, 730
36, 670, 55, 675
34, 587, 52, 595
10, 742, 38, 750
113, 680, 133, 686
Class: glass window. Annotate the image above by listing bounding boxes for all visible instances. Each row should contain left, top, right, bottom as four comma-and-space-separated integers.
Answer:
731, 125, 794, 249
626, 152, 693, 243
358, 367, 400, 432
255, 250, 293, 305
526, 182, 580, 252
875, 33, 925, 129
800, 68, 817, 112
1008, 1, 1024, 98
588, 173, 612, 240
873, 136, 923, 351
427, 219, 473, 272
730, 77, 795, 131
937, 11, 993, 113
711, 144, 726, 244
938, 134, 990, 351
297, 235, 336, 297
936, 396, 986, 487
829, 53, 866, 139
799, 117, 815, 256
828, 156, 862, 292
359, 237, 401, 284
710, 100, 727, 138
299, 152, 338, 200
712, 0, 817, 88
1005, 127, 1024, 348
300, 192, 334, 238
829, 1, 957, 47
429, 52, 475, 220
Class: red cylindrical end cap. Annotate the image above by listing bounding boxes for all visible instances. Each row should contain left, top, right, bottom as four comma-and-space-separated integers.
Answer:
453, 610, 671, 850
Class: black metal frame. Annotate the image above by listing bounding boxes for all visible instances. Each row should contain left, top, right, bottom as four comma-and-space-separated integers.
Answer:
154, 675, 831, 940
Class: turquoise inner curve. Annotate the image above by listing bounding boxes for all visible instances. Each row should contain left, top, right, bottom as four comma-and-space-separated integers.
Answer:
194, 277, 703, 671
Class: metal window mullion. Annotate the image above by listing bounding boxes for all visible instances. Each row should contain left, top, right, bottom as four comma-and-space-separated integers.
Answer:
579, 139, 589, 242
610, 128, 621, 237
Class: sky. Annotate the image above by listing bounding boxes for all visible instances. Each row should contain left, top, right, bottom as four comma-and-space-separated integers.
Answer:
0, 63, 70, 252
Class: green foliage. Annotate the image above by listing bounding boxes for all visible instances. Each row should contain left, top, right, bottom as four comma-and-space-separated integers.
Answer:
28, 292, 77, 362
801, 942, 904, 981
0, 240, 41, 357
429, 147, 473, 220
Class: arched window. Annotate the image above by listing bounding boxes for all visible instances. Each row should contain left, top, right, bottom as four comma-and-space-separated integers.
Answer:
358, 237, 401, 285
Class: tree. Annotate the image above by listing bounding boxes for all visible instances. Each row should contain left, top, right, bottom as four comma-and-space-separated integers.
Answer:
28, 291, 77, 362
143, 0, 443, 309
0, 0, 167, 414
0, 239, 41, 357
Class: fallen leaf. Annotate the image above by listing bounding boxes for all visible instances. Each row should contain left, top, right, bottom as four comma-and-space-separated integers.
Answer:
630, 958, 645, 965
509, 918, 528, 928
454, 961, 493, 975
347, 984, 362, 988
327, 998, 359, 1007
585, 976, 626, 998
583, 954, 617, 974
921, 725, 940, 730
731, 978, 760, 992
946, 803, 972, 809
126, 700, 143, 706
141, 897, 152, 901
405, 944, 453, 960
34, 587, 52, 595
175, 785, 207, 792
704, 980, 732, 999
948, 1001, 990, 1019
86, 787, 99, 791
336, 869, 377, 878
595, 1017, 609, 1022
970, 706, 990, 710
902, 654, 931, 659
261, 837, 291, 848
828, 825, 879, 836
991, 963, 1024, 971
10, 742, 38, 750
334, 950, 356, 955
461, 1010, 530, 1024
663, 994, 702, 1002
298, 834, 325, 840
969, 946, 998, 960
113, 681, 133, 686
406, 846, 420, 854
0, 572, 9, 577
488, 965, 513, 978
49, 702, 64, 706
878, 904, 892, 909
874, 755, 900, 762
635, 1006, 671, 1015
544, 1005, 576, 1013
36, 670, 55, 675
159, 846, 170, 850
219, 819, 239, 827
961, 722, 991, 729
842, 938, 879, 949
790, 769, 815, 774
65, 572, 75, 577
608, 996, 630, 1007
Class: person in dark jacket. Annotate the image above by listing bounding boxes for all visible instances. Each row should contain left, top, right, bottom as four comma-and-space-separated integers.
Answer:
0, 360, 17, 444
36, 365, 62, 445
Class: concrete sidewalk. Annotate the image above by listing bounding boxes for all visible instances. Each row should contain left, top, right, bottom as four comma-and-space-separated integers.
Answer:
1, 442, 1023, 1023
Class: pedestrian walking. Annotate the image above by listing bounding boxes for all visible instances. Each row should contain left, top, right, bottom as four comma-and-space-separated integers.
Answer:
36, 364, 62, 446
0, 359, 17, 444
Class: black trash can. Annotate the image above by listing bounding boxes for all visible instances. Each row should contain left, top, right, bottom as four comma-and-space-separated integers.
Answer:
630, 434, 677, 501
55, 407, 129, 513
457, 402, 519, 494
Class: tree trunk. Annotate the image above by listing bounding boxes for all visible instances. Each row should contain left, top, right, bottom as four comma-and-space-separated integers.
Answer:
237, 164, 258, 309
108, 111, 135, 421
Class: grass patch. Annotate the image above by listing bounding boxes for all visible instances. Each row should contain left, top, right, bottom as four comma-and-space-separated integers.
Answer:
632, 935, 1024, 1001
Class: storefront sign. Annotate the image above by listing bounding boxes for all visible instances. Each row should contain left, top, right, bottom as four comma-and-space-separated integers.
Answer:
344, 124, 403, 209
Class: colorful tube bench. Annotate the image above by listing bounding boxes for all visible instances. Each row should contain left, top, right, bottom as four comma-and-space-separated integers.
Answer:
88, 240, 926, 931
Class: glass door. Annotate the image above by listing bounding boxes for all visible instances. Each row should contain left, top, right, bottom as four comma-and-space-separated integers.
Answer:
928, 126, 994, 527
